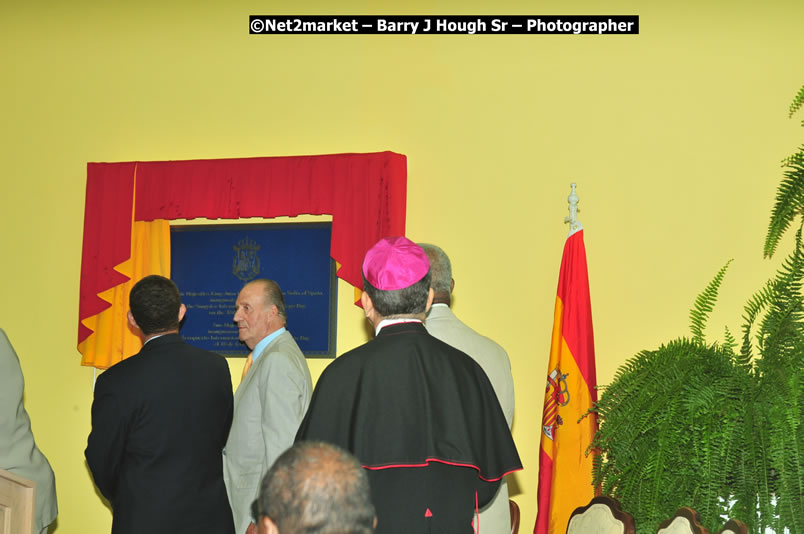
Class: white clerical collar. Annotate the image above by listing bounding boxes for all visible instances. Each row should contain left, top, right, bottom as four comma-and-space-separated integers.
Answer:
375, 318, 422, 336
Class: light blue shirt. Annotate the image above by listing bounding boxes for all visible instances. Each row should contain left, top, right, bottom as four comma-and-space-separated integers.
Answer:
252, 327, 286, 362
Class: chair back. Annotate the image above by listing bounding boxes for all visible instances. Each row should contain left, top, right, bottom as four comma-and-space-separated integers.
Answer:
716, 519, 747, 534
656, 507, 709, 534
566, 496, 635, 534
510, 499, 521, 534
0, 468, 36, 534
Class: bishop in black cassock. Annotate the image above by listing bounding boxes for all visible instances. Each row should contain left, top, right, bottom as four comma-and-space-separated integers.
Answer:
296, 237, 521, 534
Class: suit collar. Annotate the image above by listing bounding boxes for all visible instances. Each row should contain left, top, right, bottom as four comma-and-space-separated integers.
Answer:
254, 329, 288, 360
425, 304, 453, 321
140, 333, 183, 351
236, 330, 289, 396
252, 327, 286, 363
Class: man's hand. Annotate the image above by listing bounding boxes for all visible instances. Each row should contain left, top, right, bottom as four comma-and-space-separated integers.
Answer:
245, 521, 258, 534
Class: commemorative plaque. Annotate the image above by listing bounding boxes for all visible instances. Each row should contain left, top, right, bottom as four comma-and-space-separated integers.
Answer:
170, 223, 336, 358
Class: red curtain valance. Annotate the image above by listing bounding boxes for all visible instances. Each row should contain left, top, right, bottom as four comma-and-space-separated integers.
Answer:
79, 151, 407, 347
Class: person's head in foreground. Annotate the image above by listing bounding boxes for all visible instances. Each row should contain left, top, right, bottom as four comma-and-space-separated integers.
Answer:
254, 441, 376, 534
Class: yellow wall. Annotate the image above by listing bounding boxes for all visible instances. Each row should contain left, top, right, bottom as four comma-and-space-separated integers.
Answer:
1, 1, 801, 532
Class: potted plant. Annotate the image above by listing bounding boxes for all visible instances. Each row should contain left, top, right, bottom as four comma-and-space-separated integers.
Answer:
590, 86, 803, 534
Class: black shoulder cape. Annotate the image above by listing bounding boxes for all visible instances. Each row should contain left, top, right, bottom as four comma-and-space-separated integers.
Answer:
296, 322, 521, 481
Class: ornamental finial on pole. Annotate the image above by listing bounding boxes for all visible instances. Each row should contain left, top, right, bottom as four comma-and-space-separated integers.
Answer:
564, 183, 583, 235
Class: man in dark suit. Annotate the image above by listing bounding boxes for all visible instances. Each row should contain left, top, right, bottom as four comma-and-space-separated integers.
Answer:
86, 275, 235, 534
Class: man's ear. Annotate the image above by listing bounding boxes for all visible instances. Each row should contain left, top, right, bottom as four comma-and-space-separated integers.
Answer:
360, 290, 373, 315
127, 310, 139, 331
178, 303, 187, 323
361, 291, 380, 326
425, 287, 434, 313
450, 278, 455, 293
258, 516, 279, 534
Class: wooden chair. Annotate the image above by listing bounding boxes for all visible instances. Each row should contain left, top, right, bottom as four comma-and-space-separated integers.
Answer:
566, 495, 635, 534
716, 519, 747, 534
0, 468, 36, 534
510, 499, 521, 534
656, 507, 709, 534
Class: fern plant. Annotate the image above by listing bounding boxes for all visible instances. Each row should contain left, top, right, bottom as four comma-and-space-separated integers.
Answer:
591, 339, 749, 533
591, 85, 804, 534
591, 267, 751, 534
744, 227, 804, 534
745, 86, 804, 533
689, 259, 732, 343
764, 84, 804, 259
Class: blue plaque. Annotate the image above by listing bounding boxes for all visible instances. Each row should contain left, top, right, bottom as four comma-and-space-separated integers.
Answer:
171, 223, 336, 358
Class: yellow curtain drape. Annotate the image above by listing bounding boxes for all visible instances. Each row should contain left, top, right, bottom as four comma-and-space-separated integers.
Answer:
79, 219, 171, 368
78, 164, 171, 368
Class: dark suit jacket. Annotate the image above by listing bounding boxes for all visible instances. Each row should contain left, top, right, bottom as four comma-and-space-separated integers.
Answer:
85, 334, 235, 534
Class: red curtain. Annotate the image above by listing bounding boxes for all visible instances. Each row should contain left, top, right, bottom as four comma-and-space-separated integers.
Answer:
78, 151, 406, 348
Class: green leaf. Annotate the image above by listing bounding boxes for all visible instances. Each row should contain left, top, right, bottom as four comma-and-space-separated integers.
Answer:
689, 260, 732, 342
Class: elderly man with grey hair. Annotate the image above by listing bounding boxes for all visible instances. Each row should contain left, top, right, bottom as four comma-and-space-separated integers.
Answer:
253, 441, 376, 534
419, 243, 516, 533
226, 279, 313, 534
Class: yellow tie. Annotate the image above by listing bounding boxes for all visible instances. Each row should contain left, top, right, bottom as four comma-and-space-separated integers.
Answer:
240, 352, 254, 382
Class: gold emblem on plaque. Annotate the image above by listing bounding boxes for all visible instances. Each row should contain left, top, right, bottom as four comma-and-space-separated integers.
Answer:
232, 238, 261, 282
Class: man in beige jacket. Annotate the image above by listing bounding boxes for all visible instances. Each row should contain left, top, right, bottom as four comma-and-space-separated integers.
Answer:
0, 328, 57, 534
419, 244, 516, 534
224, 279, 313, 534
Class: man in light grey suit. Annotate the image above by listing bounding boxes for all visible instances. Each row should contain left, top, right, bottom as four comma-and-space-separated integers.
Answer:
0, 328, 58, 534
419, 244, 516, 534
224, 279, 313, 534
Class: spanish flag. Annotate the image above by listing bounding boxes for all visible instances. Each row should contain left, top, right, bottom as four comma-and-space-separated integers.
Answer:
534, 226, 598, 534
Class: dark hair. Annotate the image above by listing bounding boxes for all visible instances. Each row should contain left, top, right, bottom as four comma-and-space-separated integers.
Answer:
257, 441, 375, 534
129, 275, 181, 335
362, 271, 431, 317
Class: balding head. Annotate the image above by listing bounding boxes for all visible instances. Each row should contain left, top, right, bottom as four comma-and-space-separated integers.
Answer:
256, 441, 375, 534
233, 279, 287, 350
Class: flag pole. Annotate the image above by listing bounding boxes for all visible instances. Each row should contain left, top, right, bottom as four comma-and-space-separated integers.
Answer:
564, 183, 582, 235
